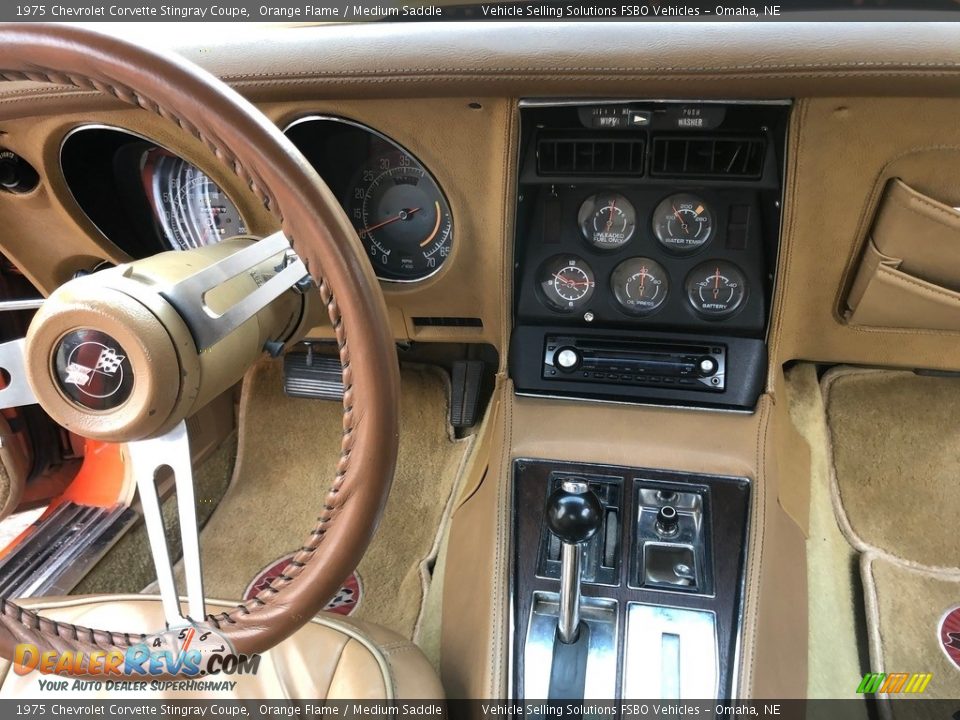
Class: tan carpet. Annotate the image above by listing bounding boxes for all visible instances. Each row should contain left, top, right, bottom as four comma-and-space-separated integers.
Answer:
823, 366, 960, 703
823, 368, 960, 568
864, 554, 960, 706
181, 359, 473, 641
784, 364, 868, 702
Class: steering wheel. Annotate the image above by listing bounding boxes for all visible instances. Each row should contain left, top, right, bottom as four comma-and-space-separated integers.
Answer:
0, 24, 400, 668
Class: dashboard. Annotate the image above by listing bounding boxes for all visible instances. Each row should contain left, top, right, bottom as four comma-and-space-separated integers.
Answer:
1, 21, 957, 400
510, 101, 789, 410
55, 100, 786, 411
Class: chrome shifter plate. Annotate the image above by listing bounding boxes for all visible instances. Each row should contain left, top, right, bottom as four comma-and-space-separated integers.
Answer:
622, 602, 718, 699
523, 592, 618, 701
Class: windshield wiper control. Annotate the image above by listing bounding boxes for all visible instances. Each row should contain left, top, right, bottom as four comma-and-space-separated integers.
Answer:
544, 479, 602, 644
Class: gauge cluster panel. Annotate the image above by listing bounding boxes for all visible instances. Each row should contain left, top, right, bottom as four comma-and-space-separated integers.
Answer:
510, 101, 789, 410
60, 121, 455, 287
519, 184, 768, 334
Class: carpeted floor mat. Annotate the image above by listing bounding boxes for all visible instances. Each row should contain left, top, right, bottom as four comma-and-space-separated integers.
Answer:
823, 367, 960, 568
823, 367, 960, 701
863, 554, 960, 705
178, 359, 474, 641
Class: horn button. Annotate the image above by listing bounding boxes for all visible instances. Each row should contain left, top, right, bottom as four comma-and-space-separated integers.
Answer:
53, 329, 133, 411
24, 276, 193, 443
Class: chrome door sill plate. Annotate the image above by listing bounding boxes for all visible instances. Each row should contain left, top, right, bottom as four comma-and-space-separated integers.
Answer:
0, 501, 136, 598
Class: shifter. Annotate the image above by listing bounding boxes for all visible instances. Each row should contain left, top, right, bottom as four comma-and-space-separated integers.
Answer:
544, 479, 603, 644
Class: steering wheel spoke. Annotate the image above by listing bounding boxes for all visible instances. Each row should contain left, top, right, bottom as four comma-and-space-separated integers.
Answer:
0, 338, 37, 410
127, 420, 205, 627
160, 230, 310, 352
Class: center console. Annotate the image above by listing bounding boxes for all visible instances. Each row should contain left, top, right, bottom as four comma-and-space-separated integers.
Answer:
512, 459, 750, 700
507, 100, 788, 701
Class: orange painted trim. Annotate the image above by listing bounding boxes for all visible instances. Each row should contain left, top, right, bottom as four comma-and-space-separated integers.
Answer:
0, 439, 126, 558
59, 440, 125, 508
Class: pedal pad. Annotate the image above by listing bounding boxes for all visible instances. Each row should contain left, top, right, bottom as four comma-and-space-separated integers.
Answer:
283, 345, 344, 401
450, 360, 484, 428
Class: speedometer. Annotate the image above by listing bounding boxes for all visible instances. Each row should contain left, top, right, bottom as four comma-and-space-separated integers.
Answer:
348, 150, 453, 282
143, 149, 248, 250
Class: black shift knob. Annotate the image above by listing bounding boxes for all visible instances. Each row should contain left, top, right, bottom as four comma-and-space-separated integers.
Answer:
545, 479, 603, 545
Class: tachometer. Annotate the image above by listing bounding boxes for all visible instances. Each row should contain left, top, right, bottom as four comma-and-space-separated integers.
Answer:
143, 149, 248, 251
348, 150, 453, 282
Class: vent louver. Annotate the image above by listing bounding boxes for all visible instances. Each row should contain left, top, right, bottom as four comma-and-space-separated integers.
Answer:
537, 135, 645, 176
412, 317, 483, 328
651, 135, 765, 179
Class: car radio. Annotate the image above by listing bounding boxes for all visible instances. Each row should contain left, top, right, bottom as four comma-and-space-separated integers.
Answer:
543, 335, 725, 391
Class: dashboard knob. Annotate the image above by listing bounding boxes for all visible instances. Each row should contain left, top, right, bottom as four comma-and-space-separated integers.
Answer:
555, 347, 581, 371
696, 356, 718, 377
656, 505, 680, 537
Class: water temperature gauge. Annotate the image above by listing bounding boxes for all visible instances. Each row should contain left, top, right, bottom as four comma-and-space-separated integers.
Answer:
686, 261, 748, 318
611, 257, 669, 315
653, 193, 714, 255
538, 255, 596, 313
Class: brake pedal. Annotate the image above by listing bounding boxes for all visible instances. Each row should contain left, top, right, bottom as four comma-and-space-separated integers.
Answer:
283, 344, 344, 400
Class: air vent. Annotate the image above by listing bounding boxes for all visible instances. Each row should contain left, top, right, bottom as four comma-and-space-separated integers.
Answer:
537, 135, 645, 176
651, 135, 765, 179
412, 317, 483, 328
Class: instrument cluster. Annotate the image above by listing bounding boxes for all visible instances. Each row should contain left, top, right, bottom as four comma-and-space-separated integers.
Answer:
517, 184, 768, 336
60, 121, 455, 285
540, 191, 747, 320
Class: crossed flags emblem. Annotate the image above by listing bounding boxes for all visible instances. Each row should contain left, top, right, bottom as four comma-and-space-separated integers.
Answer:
64, 347, 126, 387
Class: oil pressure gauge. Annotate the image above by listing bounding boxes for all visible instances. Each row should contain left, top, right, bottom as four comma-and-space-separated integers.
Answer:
686, 260, 748, 318
611, 257, 669, 315
538, 255, 596, 313
578, 192, 636, 250
653, 193, 714, 255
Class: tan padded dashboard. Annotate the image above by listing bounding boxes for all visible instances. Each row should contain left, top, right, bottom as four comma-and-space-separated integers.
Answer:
2, 23, 960, 374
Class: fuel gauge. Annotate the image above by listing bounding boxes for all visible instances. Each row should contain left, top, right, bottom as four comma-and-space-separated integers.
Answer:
686, 260, 747, 318
578, 192, 636, 250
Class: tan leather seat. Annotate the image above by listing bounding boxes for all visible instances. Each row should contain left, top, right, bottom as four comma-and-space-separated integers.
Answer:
0, 596, 444, 699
